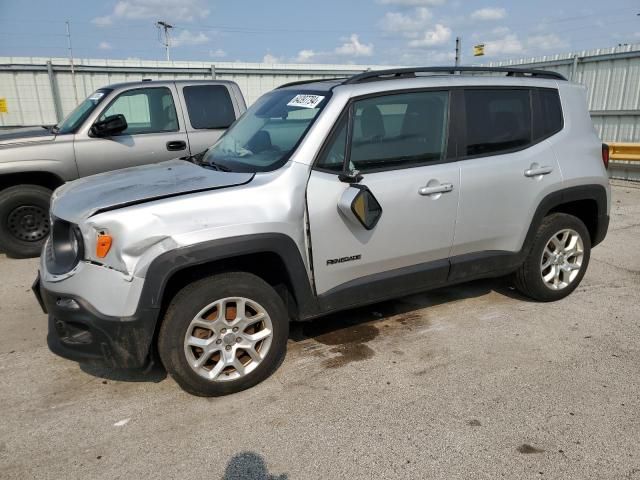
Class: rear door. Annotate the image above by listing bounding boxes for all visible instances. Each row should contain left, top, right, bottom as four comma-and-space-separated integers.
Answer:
450, 87, 564, 279
177, 83, 240, 155
306, 89, 460, 303
73, 85, 189, 177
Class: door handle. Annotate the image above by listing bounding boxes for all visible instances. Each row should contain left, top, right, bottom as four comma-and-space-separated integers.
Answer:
166, 140, 187, 151
418, 182, 454, 196
524, 165, 553, 177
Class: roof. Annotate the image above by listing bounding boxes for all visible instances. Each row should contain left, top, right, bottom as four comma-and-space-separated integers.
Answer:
102, 79, 239, 90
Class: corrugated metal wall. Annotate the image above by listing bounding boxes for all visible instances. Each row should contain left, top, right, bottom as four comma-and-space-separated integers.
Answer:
0, 57, 377, 127
1, 45, 639, 142
486, 44, 640, 142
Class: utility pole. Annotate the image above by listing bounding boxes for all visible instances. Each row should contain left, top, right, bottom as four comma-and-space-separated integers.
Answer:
66, 20, 79, 103
455, 36, 461, 66
156, 21, 174, 61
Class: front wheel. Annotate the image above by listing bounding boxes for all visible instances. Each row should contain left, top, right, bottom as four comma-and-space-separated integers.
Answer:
0, 185, 52, 258
514, 213, 591, 302
158, 272, 289, 396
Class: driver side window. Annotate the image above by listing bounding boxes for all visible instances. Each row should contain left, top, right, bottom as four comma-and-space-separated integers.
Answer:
99, 87, 178, 135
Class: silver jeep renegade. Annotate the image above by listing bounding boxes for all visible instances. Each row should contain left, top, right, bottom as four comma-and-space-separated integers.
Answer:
34, 67, 610, 397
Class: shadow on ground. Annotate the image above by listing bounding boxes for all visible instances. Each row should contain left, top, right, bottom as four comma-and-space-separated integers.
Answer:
222, 451, 288, 480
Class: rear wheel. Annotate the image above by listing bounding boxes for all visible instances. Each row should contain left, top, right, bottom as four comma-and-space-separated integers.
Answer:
158, 272, 289, 396
514, 213, 591, 301
0, 185, 52, 258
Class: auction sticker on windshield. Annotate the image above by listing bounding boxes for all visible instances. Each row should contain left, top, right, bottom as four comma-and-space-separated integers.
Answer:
287, 94, 325, 109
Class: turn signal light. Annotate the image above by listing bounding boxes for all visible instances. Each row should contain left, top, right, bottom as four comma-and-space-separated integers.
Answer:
96, 234, 112, 258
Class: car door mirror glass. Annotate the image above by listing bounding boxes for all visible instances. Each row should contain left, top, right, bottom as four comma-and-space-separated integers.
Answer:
91, 114, 128, 137
338, 185, 382, 230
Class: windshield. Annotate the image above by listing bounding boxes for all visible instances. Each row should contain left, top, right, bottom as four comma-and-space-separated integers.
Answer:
56, 89, 112, 134
202, 89, 331, 173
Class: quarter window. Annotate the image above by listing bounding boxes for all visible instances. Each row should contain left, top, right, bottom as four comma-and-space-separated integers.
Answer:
99, 87, 178, 135
183, 85, 236, 129
533, 88, 563, 140
464, 89, 532, 156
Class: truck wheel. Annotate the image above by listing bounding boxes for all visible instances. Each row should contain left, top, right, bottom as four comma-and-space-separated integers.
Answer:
0, 185, 52, 258
158, 272, 289, 396
514, 213, 591, 302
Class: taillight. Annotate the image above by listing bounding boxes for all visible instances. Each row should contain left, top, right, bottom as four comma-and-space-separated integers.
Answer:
602, 143, 609, 169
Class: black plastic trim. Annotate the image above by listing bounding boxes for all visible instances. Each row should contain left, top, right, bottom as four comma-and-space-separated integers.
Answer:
140, 233, 319, 318
343, 66, 566, 84
317, 259, 450, 313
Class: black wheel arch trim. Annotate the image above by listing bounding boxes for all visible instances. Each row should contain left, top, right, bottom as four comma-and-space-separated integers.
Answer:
139, 232, 319, 317
524, 183, 609, 250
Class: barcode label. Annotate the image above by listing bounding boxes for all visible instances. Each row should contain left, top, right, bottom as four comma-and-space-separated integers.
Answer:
287, 94, 325, 109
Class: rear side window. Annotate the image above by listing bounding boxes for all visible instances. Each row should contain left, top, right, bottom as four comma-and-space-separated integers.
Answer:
533, 88, 563, 140
183, 85, 236, 129
464, 89, 531, 157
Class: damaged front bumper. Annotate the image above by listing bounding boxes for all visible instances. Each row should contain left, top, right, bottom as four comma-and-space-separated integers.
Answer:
34, 274, 158, 368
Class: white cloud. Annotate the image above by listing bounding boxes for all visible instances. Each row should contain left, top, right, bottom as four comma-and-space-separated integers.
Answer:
526, 33, 568, 50
294, 49, 317, 63
209, 48, 227, 58
381, 7, 433, 35
334, 34, 374, 57
91, 15, 112, 27
485, 33, 523, 55
262, 53, 282, 63
471, 7, 507, 21
110, 0, 209, 22
98, 41, 112, 50
378, 0, 445, 6
491, 26, 510, 36
171, 30, 209, 47
408, 23, 452, 47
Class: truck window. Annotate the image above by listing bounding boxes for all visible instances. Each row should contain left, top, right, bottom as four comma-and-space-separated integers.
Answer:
99, 87, 178, 135
183, 85, 236, 129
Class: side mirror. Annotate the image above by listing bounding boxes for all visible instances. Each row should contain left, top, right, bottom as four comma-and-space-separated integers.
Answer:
90, 114, 128, 137
338, 185, 382, 230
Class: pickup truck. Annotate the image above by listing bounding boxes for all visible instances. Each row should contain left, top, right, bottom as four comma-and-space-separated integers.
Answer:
0, 79, 246, 257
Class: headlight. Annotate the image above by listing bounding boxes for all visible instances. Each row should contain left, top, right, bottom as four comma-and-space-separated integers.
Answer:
45, 218, 84, 275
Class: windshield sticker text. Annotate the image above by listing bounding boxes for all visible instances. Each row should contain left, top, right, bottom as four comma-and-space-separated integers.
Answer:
287, 94, 325, 109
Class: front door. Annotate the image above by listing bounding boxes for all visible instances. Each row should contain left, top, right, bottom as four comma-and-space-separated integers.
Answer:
73, 85, 190, 177
306, 90, 460, 307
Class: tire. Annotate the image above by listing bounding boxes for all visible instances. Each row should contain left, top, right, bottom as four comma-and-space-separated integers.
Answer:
0, 185, 52, 258
158, 272, 289, 396
514, 213, 591, 302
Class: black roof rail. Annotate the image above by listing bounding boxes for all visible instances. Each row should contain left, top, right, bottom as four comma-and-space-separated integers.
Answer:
277, 77, 348, 89
343, 66, 566, 84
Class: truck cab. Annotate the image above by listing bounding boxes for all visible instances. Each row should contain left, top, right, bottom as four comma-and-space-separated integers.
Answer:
0, 80, 246, 257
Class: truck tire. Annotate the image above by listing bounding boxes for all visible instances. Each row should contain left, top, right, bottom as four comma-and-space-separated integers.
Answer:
0, 185, 52, 258
514, 213, 591, 302
158, 272, 289, 396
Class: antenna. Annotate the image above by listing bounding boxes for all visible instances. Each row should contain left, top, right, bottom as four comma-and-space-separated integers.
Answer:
156, 21, 174, 61
66, 20, 79, 103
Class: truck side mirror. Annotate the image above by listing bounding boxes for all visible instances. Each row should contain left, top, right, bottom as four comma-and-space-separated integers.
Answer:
90, 114, 128, 137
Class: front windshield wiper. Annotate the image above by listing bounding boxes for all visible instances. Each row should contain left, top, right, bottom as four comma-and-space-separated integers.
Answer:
41, 125, 59, 134
203, 160, 232, 172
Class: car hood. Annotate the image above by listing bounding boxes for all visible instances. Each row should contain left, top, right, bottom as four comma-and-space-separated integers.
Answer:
52, 159, 254, 223
0, 127, 56, 146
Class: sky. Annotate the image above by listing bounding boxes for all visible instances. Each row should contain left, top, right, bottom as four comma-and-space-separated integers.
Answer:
0, 0, 638, 65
